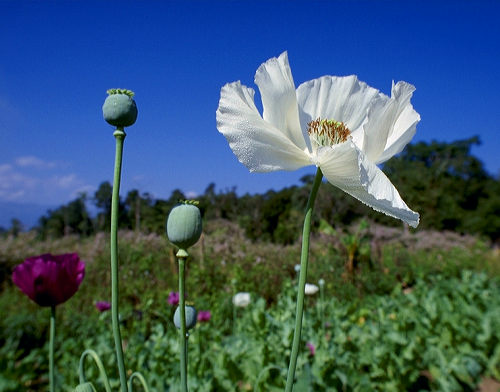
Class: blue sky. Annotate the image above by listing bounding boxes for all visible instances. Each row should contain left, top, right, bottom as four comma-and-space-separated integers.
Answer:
1, 0, 499, 227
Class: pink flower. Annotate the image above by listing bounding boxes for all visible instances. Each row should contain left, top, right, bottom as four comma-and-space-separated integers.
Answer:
12, 253, 85, 307
306, 342, 315, 357
168, 291, 180, 306
95, 301, 111, 312
197, 310, 211, 322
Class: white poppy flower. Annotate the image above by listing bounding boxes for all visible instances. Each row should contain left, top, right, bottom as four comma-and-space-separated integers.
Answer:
216, 52, 420, 227
304, 283, 319, 295
233, 292, 251, 307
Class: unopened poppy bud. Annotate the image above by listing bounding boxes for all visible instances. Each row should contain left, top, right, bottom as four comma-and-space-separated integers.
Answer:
102, 89, 138, 127
166, 201, 202, 250
74, 382, 96, 392
174, 305, 197, 330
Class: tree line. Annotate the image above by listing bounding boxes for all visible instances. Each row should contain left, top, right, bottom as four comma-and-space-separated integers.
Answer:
14, 137, 500, 244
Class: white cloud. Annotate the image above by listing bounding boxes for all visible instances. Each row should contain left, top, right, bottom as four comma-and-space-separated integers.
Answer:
0, 189, 25, 201
131, 175, 146, 183
71, 185, 97, 199
15, 156, 57, 169
0, 164, 13, 173
51, 174, 77, 189
0, 157, 93, 205
0, 165, 37, 199
185, 190, 198, 199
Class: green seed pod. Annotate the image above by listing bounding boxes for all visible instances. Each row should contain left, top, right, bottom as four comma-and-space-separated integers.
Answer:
102, 89, 138, 127
166, 202, 202, 250
173, 305, 197, 330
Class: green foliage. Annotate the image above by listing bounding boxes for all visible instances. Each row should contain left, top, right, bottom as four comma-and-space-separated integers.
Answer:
1, 267, 499, 391
1, 228, 499, 391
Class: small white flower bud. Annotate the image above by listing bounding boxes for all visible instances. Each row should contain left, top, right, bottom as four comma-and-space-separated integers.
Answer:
233, 292, 251, 307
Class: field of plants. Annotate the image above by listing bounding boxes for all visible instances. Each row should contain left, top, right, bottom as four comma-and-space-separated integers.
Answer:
1, 221, 499, 392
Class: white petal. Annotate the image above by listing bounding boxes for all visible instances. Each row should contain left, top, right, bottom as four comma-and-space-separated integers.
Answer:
360, 95, 398, 162
254, 52, 308, 151
296, 75, 381, 133
318, 142, 419, 227
370, 81, 420, 164
216, 81, 310, 172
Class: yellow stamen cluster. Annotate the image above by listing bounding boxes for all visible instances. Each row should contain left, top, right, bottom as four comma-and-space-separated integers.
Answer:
307, 118, 351, 147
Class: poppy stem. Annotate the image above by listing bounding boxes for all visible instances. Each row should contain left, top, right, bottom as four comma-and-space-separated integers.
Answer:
319, 282, 326, 340
49, 305, 56, 392
111, 127, 128, 392
284, 167, 323, 392
177, 252, 188, 392
78, 349, 113, 392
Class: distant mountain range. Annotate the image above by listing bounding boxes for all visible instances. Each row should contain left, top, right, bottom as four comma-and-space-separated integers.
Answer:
0, 201, 54, 230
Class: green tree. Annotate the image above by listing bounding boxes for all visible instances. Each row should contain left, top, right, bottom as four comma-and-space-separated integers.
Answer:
382, 136, 499, 239
93, 181, 127, 231
8, 218, 23, 237
37, 194, 92, 238
124, 189, 155, 232
125, 189, 141, 231
93, 181, 113, 231
141, 189, 186, 234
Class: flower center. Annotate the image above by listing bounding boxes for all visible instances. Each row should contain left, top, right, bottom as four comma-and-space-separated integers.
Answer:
307, 118, 351, 147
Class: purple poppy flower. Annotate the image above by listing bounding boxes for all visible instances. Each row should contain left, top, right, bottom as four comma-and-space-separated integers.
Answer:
168, 291, 180, 306
95, 301, 111, 312
197, 310, 211, 322
306, 342, 315, 357
12, 253, 85, 307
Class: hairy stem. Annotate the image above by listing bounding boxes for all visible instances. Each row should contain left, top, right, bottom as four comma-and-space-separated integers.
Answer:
111, 128, 128, 392
320, 283, 326, 340
284, 167, 323, 392
178, 254, 188, 392
49, 305, 56, 392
